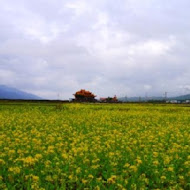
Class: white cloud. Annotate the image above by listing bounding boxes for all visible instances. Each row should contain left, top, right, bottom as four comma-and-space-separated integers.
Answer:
144, 84, 152, 90
65, 1, 89, 16
129, 39, 173, 56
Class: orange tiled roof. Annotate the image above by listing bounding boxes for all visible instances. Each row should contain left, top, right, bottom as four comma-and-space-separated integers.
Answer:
113, 95, 118, 101
74, 89, 96, 97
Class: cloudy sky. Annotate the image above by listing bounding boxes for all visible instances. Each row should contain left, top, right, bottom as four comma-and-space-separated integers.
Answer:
0, 0, 190, 99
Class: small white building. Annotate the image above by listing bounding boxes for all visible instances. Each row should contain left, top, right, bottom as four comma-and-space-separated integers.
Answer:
170, 100, 178, 103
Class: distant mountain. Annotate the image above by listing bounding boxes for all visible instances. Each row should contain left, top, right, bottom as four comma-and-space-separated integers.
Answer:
0, 85, 42, 100
119, 94, 190, 102
119, 96, 165, 102
172, 94, 190, 101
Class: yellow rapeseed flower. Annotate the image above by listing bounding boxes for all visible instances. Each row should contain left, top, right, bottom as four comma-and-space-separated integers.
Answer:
82, 179, 88, 184
167, 166, 174, 172
8, 167, 20, 174
161, 176, 166, 181
129, 165, 138, 172
107, 175, 116, 184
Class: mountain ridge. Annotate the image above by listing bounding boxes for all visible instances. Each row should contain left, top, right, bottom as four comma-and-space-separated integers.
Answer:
119, 94, 190, 102
0, 85, 42, 100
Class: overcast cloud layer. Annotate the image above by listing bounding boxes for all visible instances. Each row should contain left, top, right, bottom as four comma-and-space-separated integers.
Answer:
0, 0, 190, 99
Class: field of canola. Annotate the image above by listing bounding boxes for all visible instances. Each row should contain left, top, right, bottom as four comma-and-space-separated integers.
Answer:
0, 103, 190, 190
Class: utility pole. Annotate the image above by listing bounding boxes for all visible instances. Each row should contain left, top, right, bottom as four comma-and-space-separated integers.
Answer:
145, 92, 148, 102
164, 92, 168, 101
125, 95, 128, 102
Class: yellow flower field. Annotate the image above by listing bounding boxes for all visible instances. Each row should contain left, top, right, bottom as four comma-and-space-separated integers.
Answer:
0, 103, 189, 189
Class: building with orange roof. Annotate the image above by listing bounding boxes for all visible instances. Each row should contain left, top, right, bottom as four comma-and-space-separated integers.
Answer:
99, 95, 118, 103
73, 89, 97, 102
